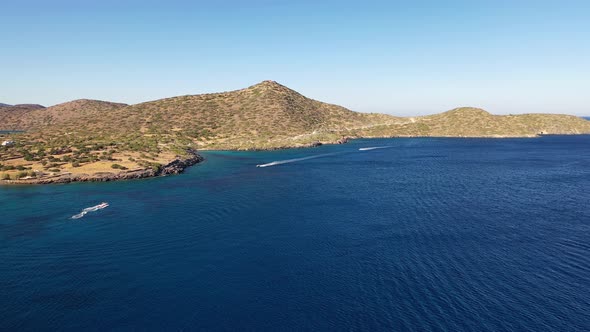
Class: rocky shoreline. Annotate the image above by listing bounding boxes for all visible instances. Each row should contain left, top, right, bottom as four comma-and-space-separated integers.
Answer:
0, 150, 204, 185
0, 138, 347, 185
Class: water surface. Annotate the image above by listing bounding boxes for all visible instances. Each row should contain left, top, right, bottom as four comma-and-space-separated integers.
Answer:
1, 136, 590, 331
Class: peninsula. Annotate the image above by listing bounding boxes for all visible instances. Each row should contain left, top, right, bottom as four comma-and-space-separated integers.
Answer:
2, 80, 590, 184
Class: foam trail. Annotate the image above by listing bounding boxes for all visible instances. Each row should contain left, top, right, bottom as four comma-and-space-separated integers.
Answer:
358, 146, 392, 151
257, 152, 339, 168
71, 202, 109, 219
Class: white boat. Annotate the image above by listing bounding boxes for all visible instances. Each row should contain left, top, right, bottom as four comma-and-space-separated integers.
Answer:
89, 202, 109, 211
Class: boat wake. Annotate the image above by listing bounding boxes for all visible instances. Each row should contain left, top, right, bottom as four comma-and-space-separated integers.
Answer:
256, 145, 393, 168
256, 152, 339, 168
359, 146, 392, 151
71, 202, 109, 219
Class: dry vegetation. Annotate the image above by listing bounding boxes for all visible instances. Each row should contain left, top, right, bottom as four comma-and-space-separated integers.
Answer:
347, 107, 590, 138
1, 81, 590, 182
0, 104, 46, 130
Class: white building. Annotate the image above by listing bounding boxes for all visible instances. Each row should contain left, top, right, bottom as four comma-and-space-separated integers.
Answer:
1, 140, 15, 146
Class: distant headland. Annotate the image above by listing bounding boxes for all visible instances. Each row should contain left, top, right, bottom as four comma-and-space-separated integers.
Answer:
2, 80, 590, 184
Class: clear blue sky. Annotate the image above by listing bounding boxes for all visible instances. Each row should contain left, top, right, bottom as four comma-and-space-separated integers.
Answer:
1, 0, 589, 115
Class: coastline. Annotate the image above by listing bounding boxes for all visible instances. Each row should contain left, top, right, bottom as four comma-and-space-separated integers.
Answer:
2, 133, 589, 185
0, 150, 204, 185
0, 139, 333, 185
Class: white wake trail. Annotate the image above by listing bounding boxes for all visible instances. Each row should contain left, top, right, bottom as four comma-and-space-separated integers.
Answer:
71, 202, 109, 219
256, 152, 340, 168
358, 146, 392, 151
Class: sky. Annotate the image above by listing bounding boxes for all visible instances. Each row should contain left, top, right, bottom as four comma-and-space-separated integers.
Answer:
1, 0, 589, 115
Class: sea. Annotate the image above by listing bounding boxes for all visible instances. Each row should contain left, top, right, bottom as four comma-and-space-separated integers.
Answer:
1, 136, 590, 331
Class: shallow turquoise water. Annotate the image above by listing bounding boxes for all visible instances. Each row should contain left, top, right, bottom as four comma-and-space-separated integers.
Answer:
1, 136, 590, 331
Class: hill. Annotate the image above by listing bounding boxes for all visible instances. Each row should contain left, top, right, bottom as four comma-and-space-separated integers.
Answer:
349, 107, 590, 138
0, 100, 126, 131
0, 104, 46, 131
2, 81, 590, 184
32, 81, 398, 149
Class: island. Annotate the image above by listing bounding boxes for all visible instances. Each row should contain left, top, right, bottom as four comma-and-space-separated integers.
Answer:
2, 80, 590, 184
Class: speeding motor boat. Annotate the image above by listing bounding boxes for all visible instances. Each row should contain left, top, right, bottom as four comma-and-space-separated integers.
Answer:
71, 202, 109, 219
95, 202, 109, 209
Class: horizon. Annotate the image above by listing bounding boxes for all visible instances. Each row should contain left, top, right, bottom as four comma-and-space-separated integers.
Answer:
2, 0, 589, 116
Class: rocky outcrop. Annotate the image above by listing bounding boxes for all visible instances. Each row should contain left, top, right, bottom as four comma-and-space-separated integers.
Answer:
336, 137, 349, 144
159, 150, 204, 175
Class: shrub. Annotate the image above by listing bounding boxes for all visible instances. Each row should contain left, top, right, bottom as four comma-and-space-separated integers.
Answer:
111, 163, 128, 170
1, 173, 10, 180
15, 171, 28, 179
149, 163, 162, 173
72, 161, 80, 167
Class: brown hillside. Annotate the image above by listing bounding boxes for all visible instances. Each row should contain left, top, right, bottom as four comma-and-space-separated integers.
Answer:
39, 81, 398, 149
0, 100, 126, 131
0, 104, 46, 130
350, 107, 590, 138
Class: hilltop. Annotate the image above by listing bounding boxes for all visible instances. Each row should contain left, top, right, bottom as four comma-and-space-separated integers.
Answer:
1, 81, 590, 184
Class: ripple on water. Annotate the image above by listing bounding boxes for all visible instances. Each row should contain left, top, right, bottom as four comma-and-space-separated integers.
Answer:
2, 137, 590, 331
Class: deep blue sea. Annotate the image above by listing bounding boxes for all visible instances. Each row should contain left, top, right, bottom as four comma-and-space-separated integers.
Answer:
2, 136, 590, 331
